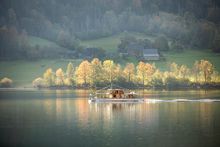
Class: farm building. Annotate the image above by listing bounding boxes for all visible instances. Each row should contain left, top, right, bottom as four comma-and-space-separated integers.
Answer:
143, 49, 160, 60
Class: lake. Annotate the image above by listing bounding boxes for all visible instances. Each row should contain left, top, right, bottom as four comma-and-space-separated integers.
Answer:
0, 89, 220, 147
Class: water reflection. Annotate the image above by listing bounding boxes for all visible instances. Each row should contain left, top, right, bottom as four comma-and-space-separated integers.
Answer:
38, 94, 217, 135
0, 90, 220, 147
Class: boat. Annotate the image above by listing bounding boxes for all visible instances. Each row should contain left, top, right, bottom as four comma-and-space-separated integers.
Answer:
88, 85, 144, 103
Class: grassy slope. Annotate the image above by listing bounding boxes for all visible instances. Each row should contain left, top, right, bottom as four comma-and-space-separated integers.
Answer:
29, 36, 63, 48
82, 32, 220, 71
0, 59, 82, 87
28, 36, 70, 54
81, 32, 154, 53
154, 50, 220, 71
0, 33, 219, 87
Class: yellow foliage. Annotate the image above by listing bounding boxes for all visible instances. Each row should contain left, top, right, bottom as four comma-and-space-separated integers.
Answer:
199, 60, 214, 82
123, 63, 135, 82
136, 62, 156, 85
43, 68, 54, 86
66, 62, 74, 78
33, 58, 220, 88
55, 68, 64, 86
32, 77, 47, 88
56, 68, 64, 78
103, 60, 121, 83
90, 58, 102, 85
75, 60, 91, 85
64, 78, 72, 86
0, 77, 13, 88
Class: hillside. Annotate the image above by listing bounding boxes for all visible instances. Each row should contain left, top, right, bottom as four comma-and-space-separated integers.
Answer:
1, 33, 220, 87
29, 36, 64, 49
81, 32, 155, 53
1, 0, 220, 60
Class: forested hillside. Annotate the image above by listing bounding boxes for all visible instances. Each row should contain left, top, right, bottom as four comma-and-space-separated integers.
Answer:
1, 0, 220, 59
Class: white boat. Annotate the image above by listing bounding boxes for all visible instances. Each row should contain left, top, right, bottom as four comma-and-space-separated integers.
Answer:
89, 98, 144, 103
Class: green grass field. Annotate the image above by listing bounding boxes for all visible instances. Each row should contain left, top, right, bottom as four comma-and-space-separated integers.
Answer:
29, 36, 62, 48
0, 59, 82, 87
154, 50, 220, 71
81, 32, 154, 53
0, 33, 219, 87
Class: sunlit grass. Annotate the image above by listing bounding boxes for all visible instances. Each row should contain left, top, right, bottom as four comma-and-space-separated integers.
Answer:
0, 59, 82, 87
29, 36, 63, 48
154, 50, 220, 71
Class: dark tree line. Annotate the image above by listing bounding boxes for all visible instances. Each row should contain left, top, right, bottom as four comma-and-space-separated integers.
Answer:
0, 0, 220, 59
1, 0, 219, 38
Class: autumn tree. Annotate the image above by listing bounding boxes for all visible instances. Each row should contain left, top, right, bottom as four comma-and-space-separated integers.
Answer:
55, 68, 65, 86
103, 60, 115, 84
66, 62, 74, 78
151, 69, 163, 87
114, 64, 122, 82
198, 60, 214, 82
32, 77, 46, 88
211, 71, 220, 83
145, 63, 156, 81
123, 63, 135, 83
75, 60, 91, 85
65, 62, 74, 86
43, 68, 55, 86
179, 65, 190, 79
0, 77, 13, 88
169, 62, 179, 77
102, 60, 122, 85
90, 58, 103, 86
136, 62, 147, 85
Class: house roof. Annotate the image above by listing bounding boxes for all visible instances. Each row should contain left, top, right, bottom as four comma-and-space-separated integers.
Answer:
143, 49, 159, 56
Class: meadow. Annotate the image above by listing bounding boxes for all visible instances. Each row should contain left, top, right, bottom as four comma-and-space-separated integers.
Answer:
0, 33, 220, 87
81, 32, 155, 53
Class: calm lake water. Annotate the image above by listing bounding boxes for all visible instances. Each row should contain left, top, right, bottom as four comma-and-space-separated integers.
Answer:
0, 89, 220, 147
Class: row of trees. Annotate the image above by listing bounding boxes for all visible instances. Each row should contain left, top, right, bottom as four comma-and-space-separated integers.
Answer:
33, 58, 220, 89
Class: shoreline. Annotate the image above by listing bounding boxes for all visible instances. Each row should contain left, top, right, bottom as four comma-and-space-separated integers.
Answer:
1, 85, 220, 91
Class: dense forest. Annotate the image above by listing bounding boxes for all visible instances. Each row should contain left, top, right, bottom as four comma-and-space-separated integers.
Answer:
1, 0, 220, 59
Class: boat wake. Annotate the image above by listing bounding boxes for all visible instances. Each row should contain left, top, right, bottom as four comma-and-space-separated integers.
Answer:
144, 99, 220, 103
89, 98, 220, 104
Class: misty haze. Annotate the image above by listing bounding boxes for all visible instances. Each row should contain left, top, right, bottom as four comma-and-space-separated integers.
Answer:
0, 0, 220, 147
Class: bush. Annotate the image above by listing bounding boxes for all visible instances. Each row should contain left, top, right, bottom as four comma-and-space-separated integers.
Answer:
32, 77, 47, 88
0, 77, 13, 88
